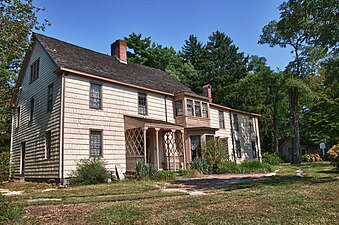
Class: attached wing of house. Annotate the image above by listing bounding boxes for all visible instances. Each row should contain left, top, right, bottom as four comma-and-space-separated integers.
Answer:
10, 33, 261, 184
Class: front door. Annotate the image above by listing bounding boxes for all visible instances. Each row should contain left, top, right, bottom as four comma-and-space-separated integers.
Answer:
20, 142, 26, 175
190, 135, 202, 159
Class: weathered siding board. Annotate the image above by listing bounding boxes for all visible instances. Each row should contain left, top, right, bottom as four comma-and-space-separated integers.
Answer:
11, 41, 61, 179
63, 74, 175, 177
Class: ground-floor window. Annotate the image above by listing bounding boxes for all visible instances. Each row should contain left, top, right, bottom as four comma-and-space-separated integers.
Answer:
90, 130, 102, 156
190, 135, 202, 159
252, 141, 257, 159
236, 140, 241, 158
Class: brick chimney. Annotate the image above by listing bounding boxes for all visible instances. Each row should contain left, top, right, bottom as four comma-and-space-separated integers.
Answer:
111, 40, 127, 64
203, 84, 212, 99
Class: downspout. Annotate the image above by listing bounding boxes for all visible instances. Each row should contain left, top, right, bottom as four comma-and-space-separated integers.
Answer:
59, 73, 65, 184
164, 96, 168, 122
229, 111, 236, 162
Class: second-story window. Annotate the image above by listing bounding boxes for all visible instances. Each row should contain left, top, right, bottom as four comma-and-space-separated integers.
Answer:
195, 101, 201, 117
233, 114, 239, 131
138, 92, 147, 115
29, 97, 34, 121
175, 100, 183, 116
90, 83, 102, 109
30, 58, 40, 83
249, 117, 254, 132
219, 111, 225, 128
187, 99, 193, 116
202, 103, 208, 118
16, 106, 20, 128
47, 84, 53, 112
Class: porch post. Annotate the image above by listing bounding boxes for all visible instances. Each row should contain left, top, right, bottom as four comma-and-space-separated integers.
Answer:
155, 128, 160, 170
171, 129, 176, 171
143, 127, 148, 163
181, 130, 186, 169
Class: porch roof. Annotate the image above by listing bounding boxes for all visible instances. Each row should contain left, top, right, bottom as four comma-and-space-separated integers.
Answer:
185, 126, 219, 134
124, 115, 184, 131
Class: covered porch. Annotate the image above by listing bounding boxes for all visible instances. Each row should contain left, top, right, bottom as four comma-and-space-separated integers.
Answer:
124, 116, 186, 172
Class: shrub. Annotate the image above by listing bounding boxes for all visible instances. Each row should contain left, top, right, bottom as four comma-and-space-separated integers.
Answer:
135, 160, 156, 179
217, 161, 239, 174
301, 153, 323, 162
153, 170, 176, 181
0, 193, 23, 224
238, 161, 272, 173
204, 139, 229, 173
217, 161, 272, 174
328, 145, 339, 170
0, 151, 11, 182
190, 158, 208, 174
70, 158, 110, 185
262, 152, 282, 165
184, 169, 203, 178
177, 169, 188, 176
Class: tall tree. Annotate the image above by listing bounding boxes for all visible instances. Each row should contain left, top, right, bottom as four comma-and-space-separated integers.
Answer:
0, 0, 49, 153
258, 0, 338, 164
202, 31, 248, 107
182, 34, 203, 69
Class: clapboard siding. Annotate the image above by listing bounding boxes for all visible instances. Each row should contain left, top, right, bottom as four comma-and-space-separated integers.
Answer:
11, 41, 61, 179
210, 108, 233, 158
63, 74, 175, 177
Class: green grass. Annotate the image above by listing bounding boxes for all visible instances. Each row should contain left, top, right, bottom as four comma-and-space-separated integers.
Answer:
3, 162, 339, 224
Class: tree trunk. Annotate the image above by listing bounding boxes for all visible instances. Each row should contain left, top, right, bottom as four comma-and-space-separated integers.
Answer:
289, 87, 301, 165
273, 92, 279, 154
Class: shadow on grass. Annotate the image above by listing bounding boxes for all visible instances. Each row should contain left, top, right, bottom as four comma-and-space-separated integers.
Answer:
318, 170, 339, 174
169, 175, 338, 192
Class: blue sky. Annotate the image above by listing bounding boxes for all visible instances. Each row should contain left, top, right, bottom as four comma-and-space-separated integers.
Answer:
36, 0, 292, 71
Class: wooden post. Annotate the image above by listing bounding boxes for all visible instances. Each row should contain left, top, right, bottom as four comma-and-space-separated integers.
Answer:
155, 128, 160, 170
143, 127, 148, 163
172, 129, 176, 171
181, 130, 186, 169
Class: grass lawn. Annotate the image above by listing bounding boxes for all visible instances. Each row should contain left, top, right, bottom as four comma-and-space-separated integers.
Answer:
1, 162, 338, 224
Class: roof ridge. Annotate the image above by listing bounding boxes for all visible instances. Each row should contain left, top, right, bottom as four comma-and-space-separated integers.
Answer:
34, 33, 115, 60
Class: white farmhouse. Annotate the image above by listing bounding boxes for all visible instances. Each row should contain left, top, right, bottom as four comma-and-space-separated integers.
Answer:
10, 34, 261, 184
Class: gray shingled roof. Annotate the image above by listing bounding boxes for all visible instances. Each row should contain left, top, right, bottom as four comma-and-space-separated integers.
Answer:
35, 33, 193, 94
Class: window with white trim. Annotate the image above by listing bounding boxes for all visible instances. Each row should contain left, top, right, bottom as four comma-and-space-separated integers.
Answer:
90, 83, 102, 109
90, 130, 102, 156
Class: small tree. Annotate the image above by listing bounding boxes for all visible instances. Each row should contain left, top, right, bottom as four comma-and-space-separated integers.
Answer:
204, 139, 229, 173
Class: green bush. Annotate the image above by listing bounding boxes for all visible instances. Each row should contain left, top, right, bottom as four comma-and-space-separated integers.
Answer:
190, 158, 208, 174
217, 161, 272, 174
204, 139, 229, 173
135, 160, 156, 179
301, 153, 323, 162
217, 161, 239, 174
0, 193, 23, 224
328, 145, 339, 170
177, 169, 189, 176
0, 151, 11, 182
262, 152, 282, 165
153, 170, 176, 180
70, 158, 111, 185
238, 161, 272, 173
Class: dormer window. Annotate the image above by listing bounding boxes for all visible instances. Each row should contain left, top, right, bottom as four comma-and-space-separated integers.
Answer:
195, 101, 201, 117
175, 100, 183, 116
30, 58, 40, 83
187, 99, 193, 116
